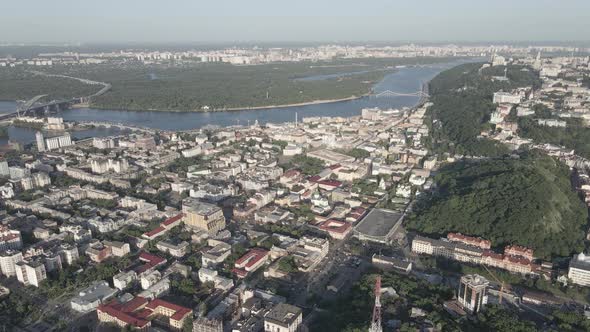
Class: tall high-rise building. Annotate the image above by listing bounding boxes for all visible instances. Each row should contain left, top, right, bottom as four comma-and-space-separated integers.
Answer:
458, 274, 489, 313
36, 131, 45, 152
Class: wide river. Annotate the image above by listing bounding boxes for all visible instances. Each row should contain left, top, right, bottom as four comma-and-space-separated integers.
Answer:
0, 60, 470, 146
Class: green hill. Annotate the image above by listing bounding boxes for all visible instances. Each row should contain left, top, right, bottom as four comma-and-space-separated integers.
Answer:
405, 152, 588, 258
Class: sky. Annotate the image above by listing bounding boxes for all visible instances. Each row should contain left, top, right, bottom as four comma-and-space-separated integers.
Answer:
1, 0, 590, 43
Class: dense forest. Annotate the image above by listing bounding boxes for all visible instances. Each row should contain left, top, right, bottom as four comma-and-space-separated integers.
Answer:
0, 70, 98, 101
518, 116, 590, 159
425, 62, 542, 157
0, 57, 457, 111
405, 152, 587, 258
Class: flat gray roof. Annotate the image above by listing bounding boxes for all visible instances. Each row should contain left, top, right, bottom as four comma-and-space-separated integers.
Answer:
354, 208, 402, 238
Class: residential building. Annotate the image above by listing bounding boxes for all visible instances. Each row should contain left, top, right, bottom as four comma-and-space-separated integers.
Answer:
233, 249, 269, 278
0, 249, 23, 277
568, 253, 590, 287
264, 303, 303, 332
457, 274, 489, 313
182, 198, 226, 234
201, 242, 232, 268
16, 259, 47, 287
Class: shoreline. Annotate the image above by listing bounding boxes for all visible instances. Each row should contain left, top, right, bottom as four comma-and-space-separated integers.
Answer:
71, 93, 372, 113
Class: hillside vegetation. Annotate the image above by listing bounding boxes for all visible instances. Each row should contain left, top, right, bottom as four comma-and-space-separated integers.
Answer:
405, 152, 587, 258
425, 62, 542, 157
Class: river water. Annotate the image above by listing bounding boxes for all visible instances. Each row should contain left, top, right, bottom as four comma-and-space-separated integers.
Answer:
0, 60, 469, 146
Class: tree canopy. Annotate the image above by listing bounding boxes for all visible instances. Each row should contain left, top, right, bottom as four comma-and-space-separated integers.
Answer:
405, 152, 588, 258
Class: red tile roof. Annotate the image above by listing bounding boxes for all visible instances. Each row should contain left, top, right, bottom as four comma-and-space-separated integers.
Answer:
145, 299, 192, 321
97, 303, 150, 329
234, 249, 268, 269
144, 226, 166, 238
161, 213, 183, 227
139, 252, 166, 265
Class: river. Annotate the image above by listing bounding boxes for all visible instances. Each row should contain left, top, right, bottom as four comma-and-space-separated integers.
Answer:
0, 60, 470, 146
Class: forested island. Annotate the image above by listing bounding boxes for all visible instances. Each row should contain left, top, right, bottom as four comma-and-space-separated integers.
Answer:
0, 57, 457, 112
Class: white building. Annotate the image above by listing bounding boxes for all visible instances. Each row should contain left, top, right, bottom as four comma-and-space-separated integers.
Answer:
0, 250, 23, 277
16, 260, 47, 287
264, 303, 303, 332
568, 253, 590, 287
198, 268, 234, 291
70, 281, 117, 313
493, 92, 522, 104
113, 270, 138, 290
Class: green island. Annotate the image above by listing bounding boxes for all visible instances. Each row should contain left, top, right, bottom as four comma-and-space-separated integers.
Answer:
405, 151, 587, 258
0, 70, 98, 101
0, 57, 457, 111
425, 62, 542, 157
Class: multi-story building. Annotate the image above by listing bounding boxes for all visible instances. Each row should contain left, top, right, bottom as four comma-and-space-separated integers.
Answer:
36, 131, 46, 152
0, 249, 23, 277
201, 242, 232, 268
198, 268, 234, 291
193, 317, 223, 332
233, 249, 269, 278
0, 160, 9, 177
182, 198, 226, 234
59, 244, 79, 265
156, 240, 189, 258
144, 299, 192, 330
493, 92, 522, 104
113, 270, 138, 290
458, 274, 489, 313
86, 242, 112, 263
104, 241, 131, 257
45, 133, 73, 151
264, 303, 303, 332
568, 253, 590, 287
16, 259, 47, 287
412, 236, 539, 275
0, 226, 22, 251
447, 233, 491, 250
98, 297, 191, 330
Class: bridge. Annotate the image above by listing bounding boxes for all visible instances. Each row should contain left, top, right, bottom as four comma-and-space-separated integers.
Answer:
0, 71, 112, 120
372, 90, 430, 98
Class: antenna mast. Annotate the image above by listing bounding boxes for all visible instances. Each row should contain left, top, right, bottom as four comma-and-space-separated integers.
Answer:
369, 275, 382, 332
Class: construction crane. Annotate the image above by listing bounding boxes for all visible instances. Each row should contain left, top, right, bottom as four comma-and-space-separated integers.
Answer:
482, 264, 509, 304
369, 275, 382, 332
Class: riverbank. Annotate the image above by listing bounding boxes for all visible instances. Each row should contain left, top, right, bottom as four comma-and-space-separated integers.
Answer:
3, 62, 467, 139
75, 93, 372, 113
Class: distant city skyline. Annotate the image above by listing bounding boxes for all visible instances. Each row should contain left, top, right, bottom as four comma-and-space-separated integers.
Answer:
2, 0, 590, 43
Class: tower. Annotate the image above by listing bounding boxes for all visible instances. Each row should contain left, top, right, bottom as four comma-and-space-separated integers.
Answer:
369, 275, 382, 332
458, 274, 489, 313
295, 112, 298, 128
35, 131, 45, 152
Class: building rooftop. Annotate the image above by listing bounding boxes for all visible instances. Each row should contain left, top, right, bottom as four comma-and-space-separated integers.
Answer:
265, 303, 302, 327
182, 197, 221, 216
354, 208, 403, 239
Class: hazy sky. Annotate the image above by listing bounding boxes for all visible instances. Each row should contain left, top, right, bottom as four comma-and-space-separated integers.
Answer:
2, 0, 589, 43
